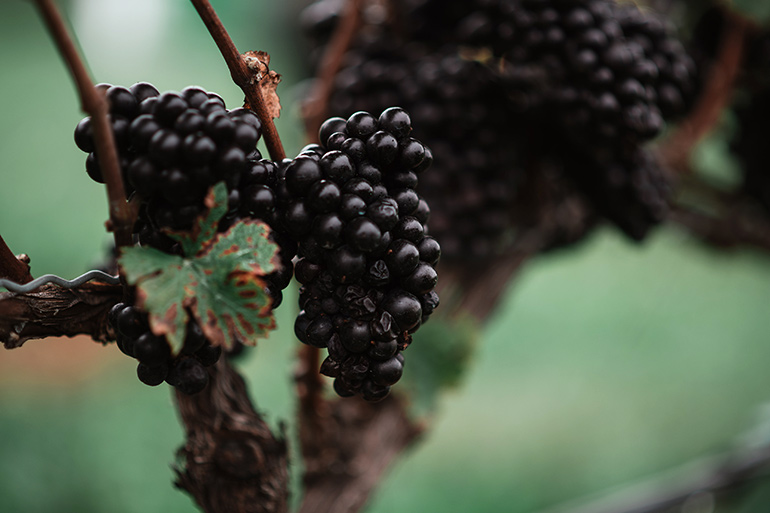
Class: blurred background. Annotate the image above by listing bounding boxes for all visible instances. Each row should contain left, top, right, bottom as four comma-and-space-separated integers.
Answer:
2, 0, 770, 512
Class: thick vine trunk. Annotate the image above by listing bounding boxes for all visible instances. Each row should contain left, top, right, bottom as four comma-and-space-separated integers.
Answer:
174, 358, 290, 513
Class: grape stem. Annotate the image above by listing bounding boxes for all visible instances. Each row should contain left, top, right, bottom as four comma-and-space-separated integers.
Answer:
0, 235, 32, 284
33, 0, 133, 249
303, 0, 363, 139
189, 0, 286, 161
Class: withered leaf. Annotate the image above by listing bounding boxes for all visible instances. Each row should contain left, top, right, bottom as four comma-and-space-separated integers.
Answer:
119, 183, 281, 353
242, 50, 282, 120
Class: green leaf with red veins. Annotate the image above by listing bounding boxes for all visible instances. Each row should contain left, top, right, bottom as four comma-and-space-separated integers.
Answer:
119, 218, 281, 353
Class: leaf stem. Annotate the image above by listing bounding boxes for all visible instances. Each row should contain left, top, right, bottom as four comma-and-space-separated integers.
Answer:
33, 0, 133, 249
189, 0, 286, 161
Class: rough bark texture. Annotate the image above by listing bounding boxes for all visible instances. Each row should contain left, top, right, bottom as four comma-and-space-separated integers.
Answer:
297, 394, 424, 513
174, 358, 289, 513
0, 282, 121, 348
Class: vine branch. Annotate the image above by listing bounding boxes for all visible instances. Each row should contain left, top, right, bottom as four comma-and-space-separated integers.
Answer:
303, 0, 363, 138
174, 358, 289, 513
33, 0, 133, 249
0, 235, 32, 284
0, 282, 121, 349
296, 395, 424, 513
660, 10, 749, 175
189, 0, 286, 161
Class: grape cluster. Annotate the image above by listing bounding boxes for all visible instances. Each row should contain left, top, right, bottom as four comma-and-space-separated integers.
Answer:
452, 0, 697, 141
328, 44, 523, 258
74, 82, 268, 249
107, 302, 222, 394
75, 83, 297, 391
287, 108, 440, 400
564, 146, 670, 239
302, 0, 699, 256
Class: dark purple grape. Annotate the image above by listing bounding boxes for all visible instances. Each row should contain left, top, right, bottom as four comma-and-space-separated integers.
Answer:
366, 131, 399, 166
319, 116, 347, 145
286, 156, 323, 195
398, 138, 426, 169
366, 198, 399, 230
107, 86, 139, 118
328, 246, 366, 282
130, 82, 160, 102
170, 358, 209, 395
339, 320, 371, 353
320, 150, 355, 183
378, 107, 412, 139
192, 343, 221, 367
392, 216, 424, 242
133, 332, 171, 367
371, 357, 404, 386
347, 111, 378, 139
313, 213, 344, 249
74, 117, 94, 152
385, 239, 419, 276
381, 291, 422, 331
117, 306, 148, 338
137, 363, 168, 387
307, 180, 341, 212
417, 236, 441, 265
339, 194, 367, 219
154, 92, 188, 126
306, 315, 334, 348
402, 262, 438, 295
345, 217, 382, 252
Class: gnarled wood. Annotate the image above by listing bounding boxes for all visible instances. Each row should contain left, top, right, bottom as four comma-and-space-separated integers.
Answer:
297, 394, 423, 513
0, 282, 121, 348
174, 358, 289, 513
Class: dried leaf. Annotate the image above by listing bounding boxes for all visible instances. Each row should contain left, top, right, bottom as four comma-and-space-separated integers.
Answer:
242, 50, 282, 120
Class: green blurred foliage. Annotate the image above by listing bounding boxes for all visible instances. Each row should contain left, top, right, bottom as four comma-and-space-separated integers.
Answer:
2, 1, 770, 513
732, 0, 770, 24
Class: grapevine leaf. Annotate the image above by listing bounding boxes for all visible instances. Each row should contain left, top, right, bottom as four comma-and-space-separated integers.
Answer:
119, 247, 189, 353
165, 181, 229, 256
397, 314, 478, 420
193, 220, 280, 347
197, 219, 280, 276
119, 219, 280, 353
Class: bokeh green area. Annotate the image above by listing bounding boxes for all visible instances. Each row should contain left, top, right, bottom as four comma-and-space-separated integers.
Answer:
2, 1, 770, 512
